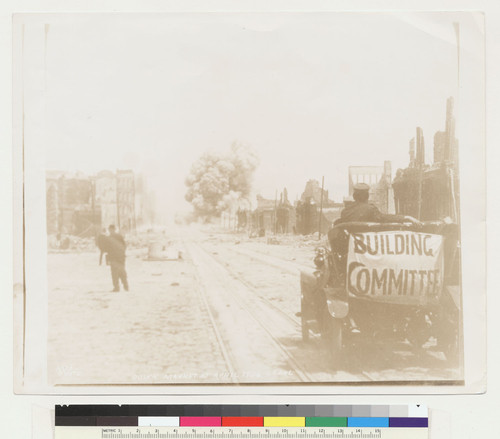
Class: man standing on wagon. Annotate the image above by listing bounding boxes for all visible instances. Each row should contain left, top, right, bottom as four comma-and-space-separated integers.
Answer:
106, 224, 129, 292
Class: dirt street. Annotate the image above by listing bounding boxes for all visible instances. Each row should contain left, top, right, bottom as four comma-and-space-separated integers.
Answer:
48, 242, 228, 384
47, 227, 461, 385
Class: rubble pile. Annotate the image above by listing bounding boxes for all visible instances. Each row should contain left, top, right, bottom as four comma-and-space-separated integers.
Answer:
47, 234, 96, 252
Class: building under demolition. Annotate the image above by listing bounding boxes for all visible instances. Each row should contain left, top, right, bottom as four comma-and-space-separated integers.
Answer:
295, 180, 340, 235
248, 191, 296, 235
46, 171, 98, 237
46, 169, 148, 237
225, 97, 459, 237
116, 170, 136, 233
393, 97, 460, 222
242, 180, 342, 236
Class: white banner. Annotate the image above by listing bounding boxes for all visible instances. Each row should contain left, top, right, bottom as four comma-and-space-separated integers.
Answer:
346, 231, 444, 302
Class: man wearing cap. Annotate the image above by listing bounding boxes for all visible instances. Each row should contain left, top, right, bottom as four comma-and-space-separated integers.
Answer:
105, 225, 129, 292
336, 183, 420, 225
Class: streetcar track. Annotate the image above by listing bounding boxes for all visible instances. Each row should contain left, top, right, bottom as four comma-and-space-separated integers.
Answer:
214, 248, 380, 382
212, 248, 399, 379
198, 241, 427, 383
224, 244, 311, 275
186, 240, 313, 383
205, 245, 303, 329
192, 241, 379, 383
182, 241, 239, 384
181, 231, 458, 383
201, 242, 375, 382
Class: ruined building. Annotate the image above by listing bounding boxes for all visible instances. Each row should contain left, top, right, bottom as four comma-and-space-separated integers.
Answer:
296, 180, 343, 235
295, 197, 318, 235
393, 97, 460, 222
45, 171, 99, 236
275, 188, 295, 233
433, 97, 459, 166
46, 169, 141, 237
250, 189, 296, 234
95, 170, 117, 230
248, 182, 340, 236
116, 170, 136, 233
300, 179, 334, 207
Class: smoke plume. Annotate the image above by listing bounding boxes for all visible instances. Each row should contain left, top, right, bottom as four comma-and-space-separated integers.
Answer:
185, 142, 259, 219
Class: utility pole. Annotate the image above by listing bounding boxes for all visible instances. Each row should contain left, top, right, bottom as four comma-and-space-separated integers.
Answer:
318, 176, 324, 239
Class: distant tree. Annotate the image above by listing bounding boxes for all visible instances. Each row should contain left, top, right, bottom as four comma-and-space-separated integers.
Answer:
185, 142, 259, 219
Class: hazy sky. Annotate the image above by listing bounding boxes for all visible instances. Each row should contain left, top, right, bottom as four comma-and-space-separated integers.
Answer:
32, 12, 475, 216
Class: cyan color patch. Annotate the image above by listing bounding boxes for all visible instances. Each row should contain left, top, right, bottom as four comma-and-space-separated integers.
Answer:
348, 417, 389, 428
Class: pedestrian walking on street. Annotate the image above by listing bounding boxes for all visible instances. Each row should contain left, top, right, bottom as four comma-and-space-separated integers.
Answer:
106, 225, 129, 292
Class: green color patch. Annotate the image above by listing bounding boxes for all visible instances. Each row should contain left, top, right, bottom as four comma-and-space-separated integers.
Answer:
305, 417, 347, 427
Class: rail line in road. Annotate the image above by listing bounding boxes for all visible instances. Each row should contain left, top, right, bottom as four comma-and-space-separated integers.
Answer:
207, 247, 302, 330
187, 240, 381, 383
182, 232, 458, 384
215, 242, 462, 379
225, 244, 312, 276
197, 240, 458, 383
203, 242, 380, 382
184, 240, 314, 383
185, 244, 239, 384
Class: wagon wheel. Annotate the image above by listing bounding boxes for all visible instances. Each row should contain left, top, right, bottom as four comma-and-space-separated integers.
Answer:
300, 299, 310, 342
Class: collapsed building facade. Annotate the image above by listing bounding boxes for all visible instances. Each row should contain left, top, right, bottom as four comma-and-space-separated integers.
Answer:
240, 180, 342, 236
46, 171, 99, 237
296, 180, 341, 235
229, 98, 459, 236
246, 191, 296, 235
393, 97, 460, 222
46, 169, 148, 237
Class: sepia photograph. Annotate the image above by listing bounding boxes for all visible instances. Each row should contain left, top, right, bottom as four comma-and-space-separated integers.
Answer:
12, 12, 485, 390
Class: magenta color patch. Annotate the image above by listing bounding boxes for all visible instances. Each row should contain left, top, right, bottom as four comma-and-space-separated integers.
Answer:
180, 417, 222, 427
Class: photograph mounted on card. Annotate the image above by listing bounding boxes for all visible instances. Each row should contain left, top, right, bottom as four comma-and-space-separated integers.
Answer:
12, 11, 485, 393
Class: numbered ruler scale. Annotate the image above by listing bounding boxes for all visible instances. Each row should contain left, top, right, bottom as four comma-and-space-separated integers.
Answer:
55, 405, 428, 439
56, 427, 426, 439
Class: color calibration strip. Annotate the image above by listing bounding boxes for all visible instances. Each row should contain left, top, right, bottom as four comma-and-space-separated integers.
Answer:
55, 405, 427, 428
56, 416, 427, 428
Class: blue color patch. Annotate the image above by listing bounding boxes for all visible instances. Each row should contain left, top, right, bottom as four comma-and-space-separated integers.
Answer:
347, 417, 389, 427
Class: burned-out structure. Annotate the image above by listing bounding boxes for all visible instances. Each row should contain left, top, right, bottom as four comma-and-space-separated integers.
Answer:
45, 171, 99, 236
45, 169, 149, 237
250, 189, 296, 235
276, 188, 295, 234
393, 97, 460, 222
247, 181, 342, 236
94, 170, 117, 231
295, 180, 341, 235
295, 198, 318, 235
251, 195, 275, 232
116, 170, 136, 233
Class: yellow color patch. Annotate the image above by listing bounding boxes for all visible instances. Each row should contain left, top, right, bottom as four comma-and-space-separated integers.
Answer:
263, 417, 306, 427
